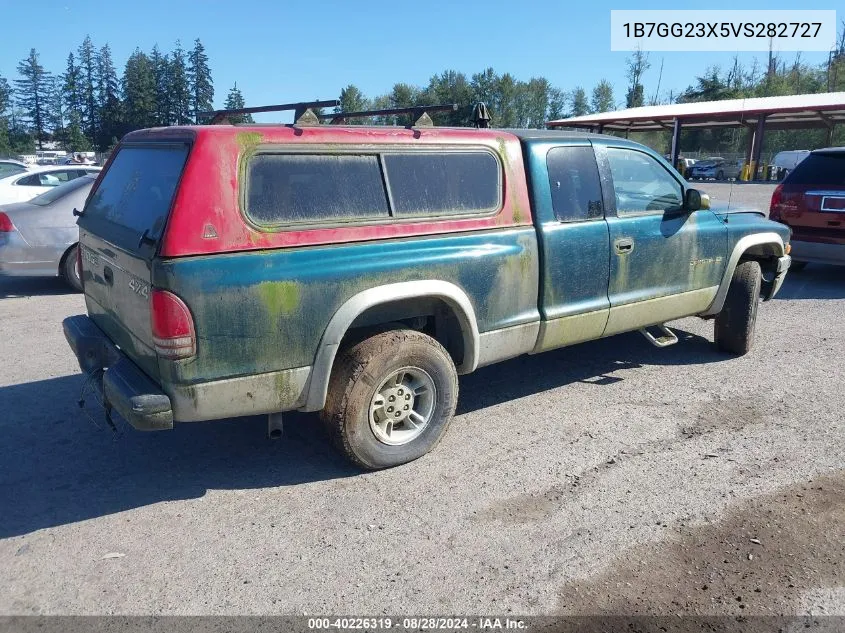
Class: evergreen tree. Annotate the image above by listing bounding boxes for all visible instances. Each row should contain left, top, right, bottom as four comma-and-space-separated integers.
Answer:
14, 49, 51, 149
7, 109, 36, 153
60, 54, 90, 151
188, 39, 214, 123
470, 68, 498, 113
61, 53, 84, 127
422, 70, 474, 126
122, 49, 156, 130
337, 84, 368, 120
0, 74, 11, 155
388, 82, 420, 125
96, 44, 122, 148
519, 77, 551, 128
494, 73, 519, 127
77, 36, 98, 140
591, 80, 615, 113
546, 87, 567, 121
168, 41, 191, 125
569, 87, 589, 117
46, 77, 65, 141
150, 46, 170, 126
223, 82, 253, 124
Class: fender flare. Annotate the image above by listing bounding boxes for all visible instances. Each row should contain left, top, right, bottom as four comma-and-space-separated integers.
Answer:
701, 232, 785, 317
301, 280, 480, 412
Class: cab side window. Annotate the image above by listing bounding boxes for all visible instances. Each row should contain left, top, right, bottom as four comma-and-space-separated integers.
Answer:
546, 146, 604, 222
606, 148, 683, 215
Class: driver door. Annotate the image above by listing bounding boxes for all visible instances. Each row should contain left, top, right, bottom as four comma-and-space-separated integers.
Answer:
597, 144, 727, 336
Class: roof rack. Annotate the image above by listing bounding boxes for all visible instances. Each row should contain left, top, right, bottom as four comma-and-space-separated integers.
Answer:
318, 104, 459, 127
198, 99, 341, 125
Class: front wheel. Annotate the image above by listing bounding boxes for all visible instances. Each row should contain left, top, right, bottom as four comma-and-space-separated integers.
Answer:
716, 170, 725, 180
321, 329, 458, 469
714, 261, 761, 355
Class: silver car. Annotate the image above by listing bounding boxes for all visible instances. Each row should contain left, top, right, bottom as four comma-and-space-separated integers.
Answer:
0, 175, 95, 291
689, 157, 743, 181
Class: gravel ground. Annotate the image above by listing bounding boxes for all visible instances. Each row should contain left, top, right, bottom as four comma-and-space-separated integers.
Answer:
0, 253, 843, 617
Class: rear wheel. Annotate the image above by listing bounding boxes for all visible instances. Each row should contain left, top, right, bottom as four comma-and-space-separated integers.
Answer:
61, 244, 82, 292
716, 170, 725, 180
714, 261, 761, 355
321, 329, 458, 469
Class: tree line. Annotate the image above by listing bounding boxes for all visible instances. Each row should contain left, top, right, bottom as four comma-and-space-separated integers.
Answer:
0, 36, 249, 155
332, 71, 620, 128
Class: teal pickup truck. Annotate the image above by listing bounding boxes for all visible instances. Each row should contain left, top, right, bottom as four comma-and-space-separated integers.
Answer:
63, 115, 791, 469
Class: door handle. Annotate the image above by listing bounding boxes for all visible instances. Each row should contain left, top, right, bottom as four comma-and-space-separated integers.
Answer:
614, 238, 634, 254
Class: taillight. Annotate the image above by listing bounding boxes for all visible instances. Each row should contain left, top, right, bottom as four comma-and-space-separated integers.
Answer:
769, 184, 783, 221
151, 289, 196, 360
0, 212, 14, 232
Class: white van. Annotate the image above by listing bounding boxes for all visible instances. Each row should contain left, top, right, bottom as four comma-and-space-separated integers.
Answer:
771, 150, 810, 178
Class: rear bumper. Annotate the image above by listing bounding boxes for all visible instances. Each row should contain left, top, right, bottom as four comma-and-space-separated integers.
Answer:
790, 240, 845, 266
63, 314, 314, 427
63, 315, 174, 431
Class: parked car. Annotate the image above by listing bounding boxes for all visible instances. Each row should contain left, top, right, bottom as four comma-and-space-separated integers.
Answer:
63, 119, 791, 469
769, 147, 845, 270
689, 157, 743, 180
0, 175, 95, 290
771, 149, 811, 179
0, 159, 28, 179
0, 165, 100, 204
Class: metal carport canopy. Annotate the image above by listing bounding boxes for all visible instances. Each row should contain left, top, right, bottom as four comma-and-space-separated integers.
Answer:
547, 92, 845, 132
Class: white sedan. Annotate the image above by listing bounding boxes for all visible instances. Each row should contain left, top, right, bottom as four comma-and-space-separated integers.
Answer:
0, 165, 101, 205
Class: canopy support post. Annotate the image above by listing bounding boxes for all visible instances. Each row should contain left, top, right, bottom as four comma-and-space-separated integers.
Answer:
670, 118, 681, 170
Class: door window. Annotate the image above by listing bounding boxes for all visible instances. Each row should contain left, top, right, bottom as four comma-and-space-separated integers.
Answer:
606, 148, 683, 215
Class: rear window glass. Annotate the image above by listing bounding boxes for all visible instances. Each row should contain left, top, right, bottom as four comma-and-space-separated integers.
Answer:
82, 145, 188, 252
383, 152, 500, 217
245, 154, 389, 225
787, 153, 845, 186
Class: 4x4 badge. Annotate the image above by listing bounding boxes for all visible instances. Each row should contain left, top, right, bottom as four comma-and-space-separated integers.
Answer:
202, 224, 219, 239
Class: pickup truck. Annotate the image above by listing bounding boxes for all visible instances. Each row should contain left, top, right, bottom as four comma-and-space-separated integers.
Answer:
63, 120, 792, 469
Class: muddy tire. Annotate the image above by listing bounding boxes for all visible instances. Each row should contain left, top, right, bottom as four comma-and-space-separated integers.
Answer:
61, 244, 82, 292
714, 260, 761, 355
321, 329, 458, 470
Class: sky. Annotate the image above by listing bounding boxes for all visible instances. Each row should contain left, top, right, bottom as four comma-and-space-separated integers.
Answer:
0, 0, 839, 122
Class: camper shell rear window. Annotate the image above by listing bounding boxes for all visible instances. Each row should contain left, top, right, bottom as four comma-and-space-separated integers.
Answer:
80, 143, 189, 253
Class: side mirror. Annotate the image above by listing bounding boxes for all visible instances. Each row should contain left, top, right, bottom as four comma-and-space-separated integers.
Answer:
685, 188, 709, 211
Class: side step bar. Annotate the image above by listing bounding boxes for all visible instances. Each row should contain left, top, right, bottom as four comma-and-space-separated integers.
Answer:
639, 324, 679, 348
